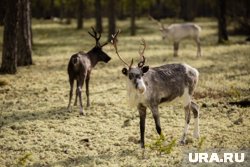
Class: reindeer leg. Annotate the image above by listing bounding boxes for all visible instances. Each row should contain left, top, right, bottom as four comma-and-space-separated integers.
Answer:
150, 105, 162, 136
138, 104, 147, 149
173, 42, 179, 57
74, 81, 79, 106
180, 103, 191, 144
67, 78, 74, 112
191, 101, 200, 139
195, 37, 201, 57
86, 74, 90, 107
78, 79, 85, 115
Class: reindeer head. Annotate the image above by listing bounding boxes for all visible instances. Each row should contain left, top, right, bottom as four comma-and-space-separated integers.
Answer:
111, 33, 149, 94
88, 27, 111, 63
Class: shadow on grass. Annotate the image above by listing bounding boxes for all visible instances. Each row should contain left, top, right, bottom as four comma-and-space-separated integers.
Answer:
31, 149, 139, 167
0, 106, 80, 128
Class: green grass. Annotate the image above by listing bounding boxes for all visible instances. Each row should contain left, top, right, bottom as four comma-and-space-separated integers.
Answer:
0, 18, 249, 166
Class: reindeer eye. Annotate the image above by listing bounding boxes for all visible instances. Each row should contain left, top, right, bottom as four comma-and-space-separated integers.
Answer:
136, 74, 140, 78
128, 74, 133, 80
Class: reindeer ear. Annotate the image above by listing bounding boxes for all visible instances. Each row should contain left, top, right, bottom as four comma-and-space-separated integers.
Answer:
142, 66, 149, 73
122, 68, 128, 76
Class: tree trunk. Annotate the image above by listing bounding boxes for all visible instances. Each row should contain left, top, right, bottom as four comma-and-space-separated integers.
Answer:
108, 0, 116, 41
130, 0, 136, 36
50, 0, 55, 18
0, 0, 5, 25
180, 0, 195, 21
77, 0, 83, 29
1, 0, 18, 74
95, 0, 102, 33
17, 0, 32, 66
60, 0, 65, 22
217, 0, 228, 43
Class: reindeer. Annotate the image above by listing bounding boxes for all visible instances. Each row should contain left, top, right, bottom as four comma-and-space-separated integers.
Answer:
149, 16, 202, 57
67, 27, 112, 115
111, 32, 200, 149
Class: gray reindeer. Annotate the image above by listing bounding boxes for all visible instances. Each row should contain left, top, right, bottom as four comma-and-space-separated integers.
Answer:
149, 16, 202, 57
111, 32, 200, 149
67, 27, 112, 115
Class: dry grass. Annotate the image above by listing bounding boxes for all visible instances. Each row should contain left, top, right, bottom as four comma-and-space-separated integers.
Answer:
0, 18, 249, 166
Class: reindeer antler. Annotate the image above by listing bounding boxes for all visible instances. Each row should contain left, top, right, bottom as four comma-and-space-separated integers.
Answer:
88, 27, 102, 46
111, 30, 133, 68
138, 39, 146, 68
148, 15, 165, 30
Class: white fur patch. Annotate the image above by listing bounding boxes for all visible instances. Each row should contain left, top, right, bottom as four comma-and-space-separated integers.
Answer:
183, 88, 191, 107
183, 64, 199, 78
137, 78, 146, 94
193, 118, 200, 138
126, 79, 146, 107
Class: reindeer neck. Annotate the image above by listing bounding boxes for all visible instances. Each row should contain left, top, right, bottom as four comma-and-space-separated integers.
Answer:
87, 50, 99, 67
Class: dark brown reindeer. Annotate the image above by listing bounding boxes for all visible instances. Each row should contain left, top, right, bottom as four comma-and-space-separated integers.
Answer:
67, 27, 112, 115
111, 34, 200, 150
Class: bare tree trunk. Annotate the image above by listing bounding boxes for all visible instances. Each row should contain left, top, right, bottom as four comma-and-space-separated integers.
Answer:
130, 0, 136, 36
0, 0, 5, 25
217, 0, 228, 43
1, 0, 18, 74
50, 0, 55, 18
77, 0, 83, 29
108, 0, 116, 41
95, 0, 102, 33
17, 0, 32, 66
180, 0, 196, 21
60, 0, 65, 23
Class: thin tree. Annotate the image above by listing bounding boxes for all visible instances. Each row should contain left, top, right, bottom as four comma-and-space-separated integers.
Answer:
60, 0, 65, 23
95, 0, 102, 33
1, 0, 19, 74
217, 0, 228, 43
0, 0, 5, 26
180, 0, 196, 21
108, 0, 116, 40
50, 0, 55, 18
17, 0, 32, 66
77, 0, 84, 29
130, 0, 136, 36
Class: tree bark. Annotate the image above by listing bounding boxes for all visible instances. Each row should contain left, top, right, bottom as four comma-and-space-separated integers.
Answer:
50, 0, 55, 18
1, 0, 18, 74
0, 0, 5, 25
217, 0, 228, 43
108, 0, 116, 41
95, 0, 102, 33
130, 0, 136, 36
180, 0, 196, 21
17, 0, 32, 66
77, 0, 84, 29
60, 0, 65, 22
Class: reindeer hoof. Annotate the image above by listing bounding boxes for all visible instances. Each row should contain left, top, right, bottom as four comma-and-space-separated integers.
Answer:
79, 112, 85, 116
179, 140, 186, 145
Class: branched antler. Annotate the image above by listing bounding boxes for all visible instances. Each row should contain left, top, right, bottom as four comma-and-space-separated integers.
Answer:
88, 27, 110, 47
111, 30, 133, 68
148, 15, 165, 30
138, 39, 146, 68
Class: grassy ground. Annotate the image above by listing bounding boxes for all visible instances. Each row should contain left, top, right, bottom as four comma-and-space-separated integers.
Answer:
0, 18, 249, 167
